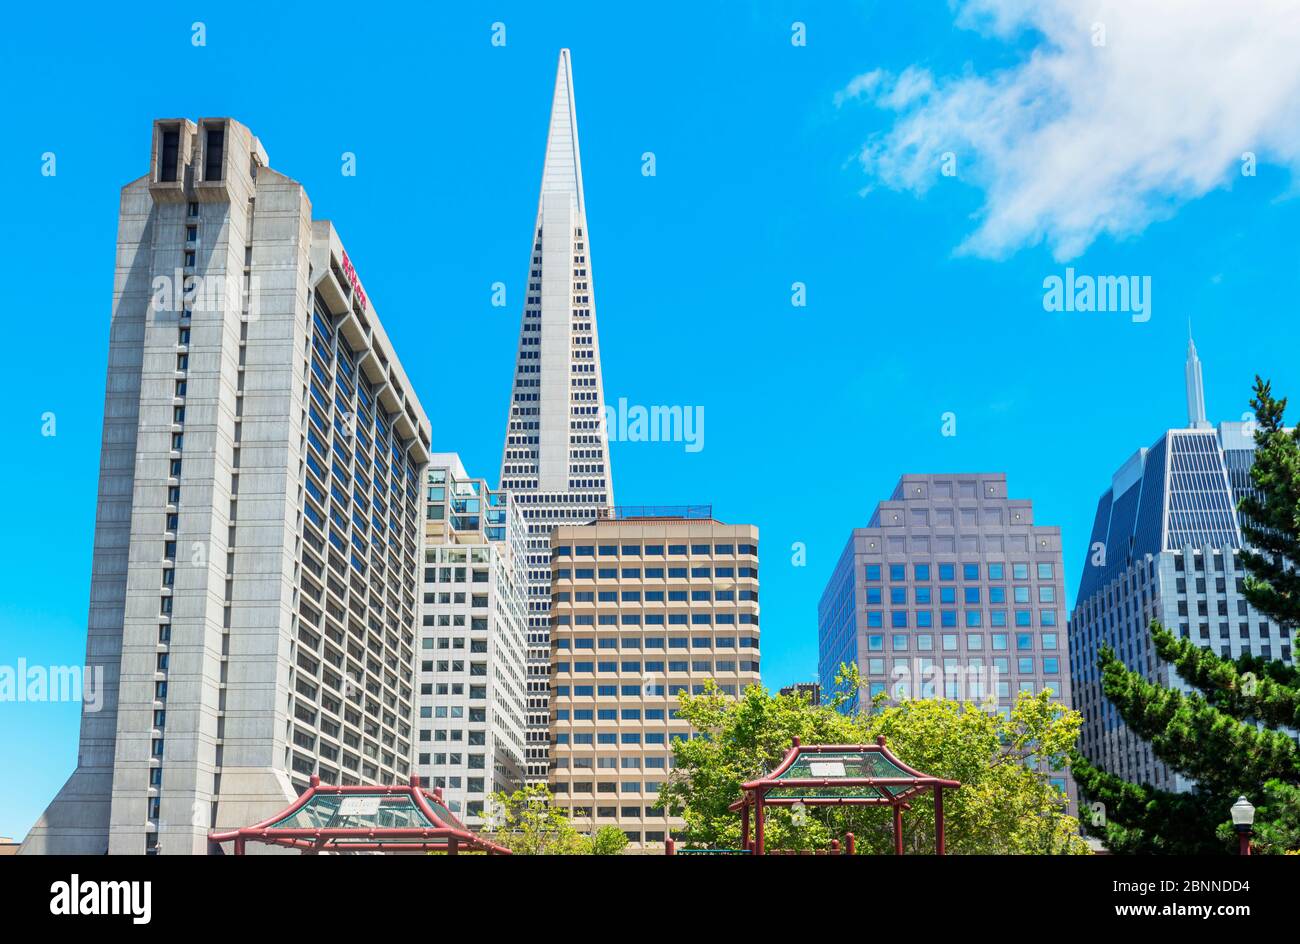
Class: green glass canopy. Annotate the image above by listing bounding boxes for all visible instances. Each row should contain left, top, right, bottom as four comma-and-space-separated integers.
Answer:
764, 751, 917, 800
269, 791, 465, 841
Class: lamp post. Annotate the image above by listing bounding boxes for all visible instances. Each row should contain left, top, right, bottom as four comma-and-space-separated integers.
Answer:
1230, 796, 1255, 856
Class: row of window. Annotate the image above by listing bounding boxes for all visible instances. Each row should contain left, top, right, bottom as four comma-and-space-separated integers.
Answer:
868, 609, 1058, 628
557, 589, 757, 602
555, 543, 758, 558
556, 635, 759, 649
555, 659, 752, 674
552, 780, 664, 792
557, 613, 759, 626
866, 562, 1053, 582
556, 708, 676, 721
863, 678, 1061, 700
555, 567, 756, 581
863, 655, 1062, 675
554, 682, 748, 698
869, 585, 1054, 605
865, 631, 1059, 652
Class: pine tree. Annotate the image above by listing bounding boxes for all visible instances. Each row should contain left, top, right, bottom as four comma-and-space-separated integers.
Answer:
1073, 378, 1300, 854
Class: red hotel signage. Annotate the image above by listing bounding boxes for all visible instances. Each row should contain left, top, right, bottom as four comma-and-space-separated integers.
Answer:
340, 251, 368, 313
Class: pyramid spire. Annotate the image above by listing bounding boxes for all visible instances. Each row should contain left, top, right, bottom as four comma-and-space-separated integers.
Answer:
1186, 328, 1210, 429
499, 49, 614, 784
539, 49, 585, 214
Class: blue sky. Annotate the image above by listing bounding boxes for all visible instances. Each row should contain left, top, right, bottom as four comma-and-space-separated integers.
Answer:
4, 0, 1300, 838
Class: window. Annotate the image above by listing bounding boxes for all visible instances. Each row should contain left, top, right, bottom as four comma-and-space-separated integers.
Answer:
204, 125, 225, 181
160, 129, 180, 182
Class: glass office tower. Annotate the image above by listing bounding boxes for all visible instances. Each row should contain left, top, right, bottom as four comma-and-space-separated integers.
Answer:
1069, 340, 1293, 791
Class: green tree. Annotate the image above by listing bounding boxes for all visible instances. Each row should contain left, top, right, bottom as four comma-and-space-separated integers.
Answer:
1073, 377, 1300, 854
480, 784, 589, 855
588, 824, 630, 855
660, 671, 1088, 854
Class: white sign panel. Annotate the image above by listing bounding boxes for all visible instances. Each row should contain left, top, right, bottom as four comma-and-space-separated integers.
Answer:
338, 796, 382, 816
809, 761, 847, 777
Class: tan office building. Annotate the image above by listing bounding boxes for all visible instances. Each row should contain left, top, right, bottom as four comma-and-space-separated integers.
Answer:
548, 509, 760, 850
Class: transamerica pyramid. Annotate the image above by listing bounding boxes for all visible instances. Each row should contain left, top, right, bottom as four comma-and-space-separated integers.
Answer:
499, 49, 615, 782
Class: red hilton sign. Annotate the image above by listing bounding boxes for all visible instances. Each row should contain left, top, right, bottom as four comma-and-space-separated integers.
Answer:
340, 251, 368, 313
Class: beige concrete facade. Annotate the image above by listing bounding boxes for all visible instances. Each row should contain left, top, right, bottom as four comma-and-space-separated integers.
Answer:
548, 516, 760, 851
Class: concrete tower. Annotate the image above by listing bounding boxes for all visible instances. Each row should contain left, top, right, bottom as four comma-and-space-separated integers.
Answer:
23, 118, 431, 854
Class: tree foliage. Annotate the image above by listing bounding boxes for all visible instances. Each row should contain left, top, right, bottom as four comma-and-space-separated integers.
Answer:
589, 824, 630, 855
480, 784, 593, 855
1074, 377, 1300, 854
659, 670, 1088, 855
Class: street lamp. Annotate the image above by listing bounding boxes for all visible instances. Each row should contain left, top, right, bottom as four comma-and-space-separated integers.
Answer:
1230, 796, 1255, 856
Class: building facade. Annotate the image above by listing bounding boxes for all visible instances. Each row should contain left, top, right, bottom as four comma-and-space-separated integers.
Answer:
417, 454, 528, 824
778, 683, 821, 705
23, 118, 431, 854
499, 49, 616, 782
817, 473, 1073, 797
548, 511, 760, 849
1069, 340, 1293, 791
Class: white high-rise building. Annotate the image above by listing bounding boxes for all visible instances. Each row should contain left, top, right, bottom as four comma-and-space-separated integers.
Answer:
22, 118, 431, 854
417, 454, 528, 824
499, 50, 615, 782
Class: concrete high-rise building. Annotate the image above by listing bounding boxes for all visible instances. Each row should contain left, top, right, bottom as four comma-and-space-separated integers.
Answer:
817, 474, 1074, 797
1069, 341, 1293, 791
22, 118, 431, 854
500, 49, 615, 782
417, 454, 528, 824
548, 510, 760, 849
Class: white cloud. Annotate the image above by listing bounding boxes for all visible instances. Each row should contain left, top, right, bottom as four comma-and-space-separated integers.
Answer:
842, 0, 1300, 260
